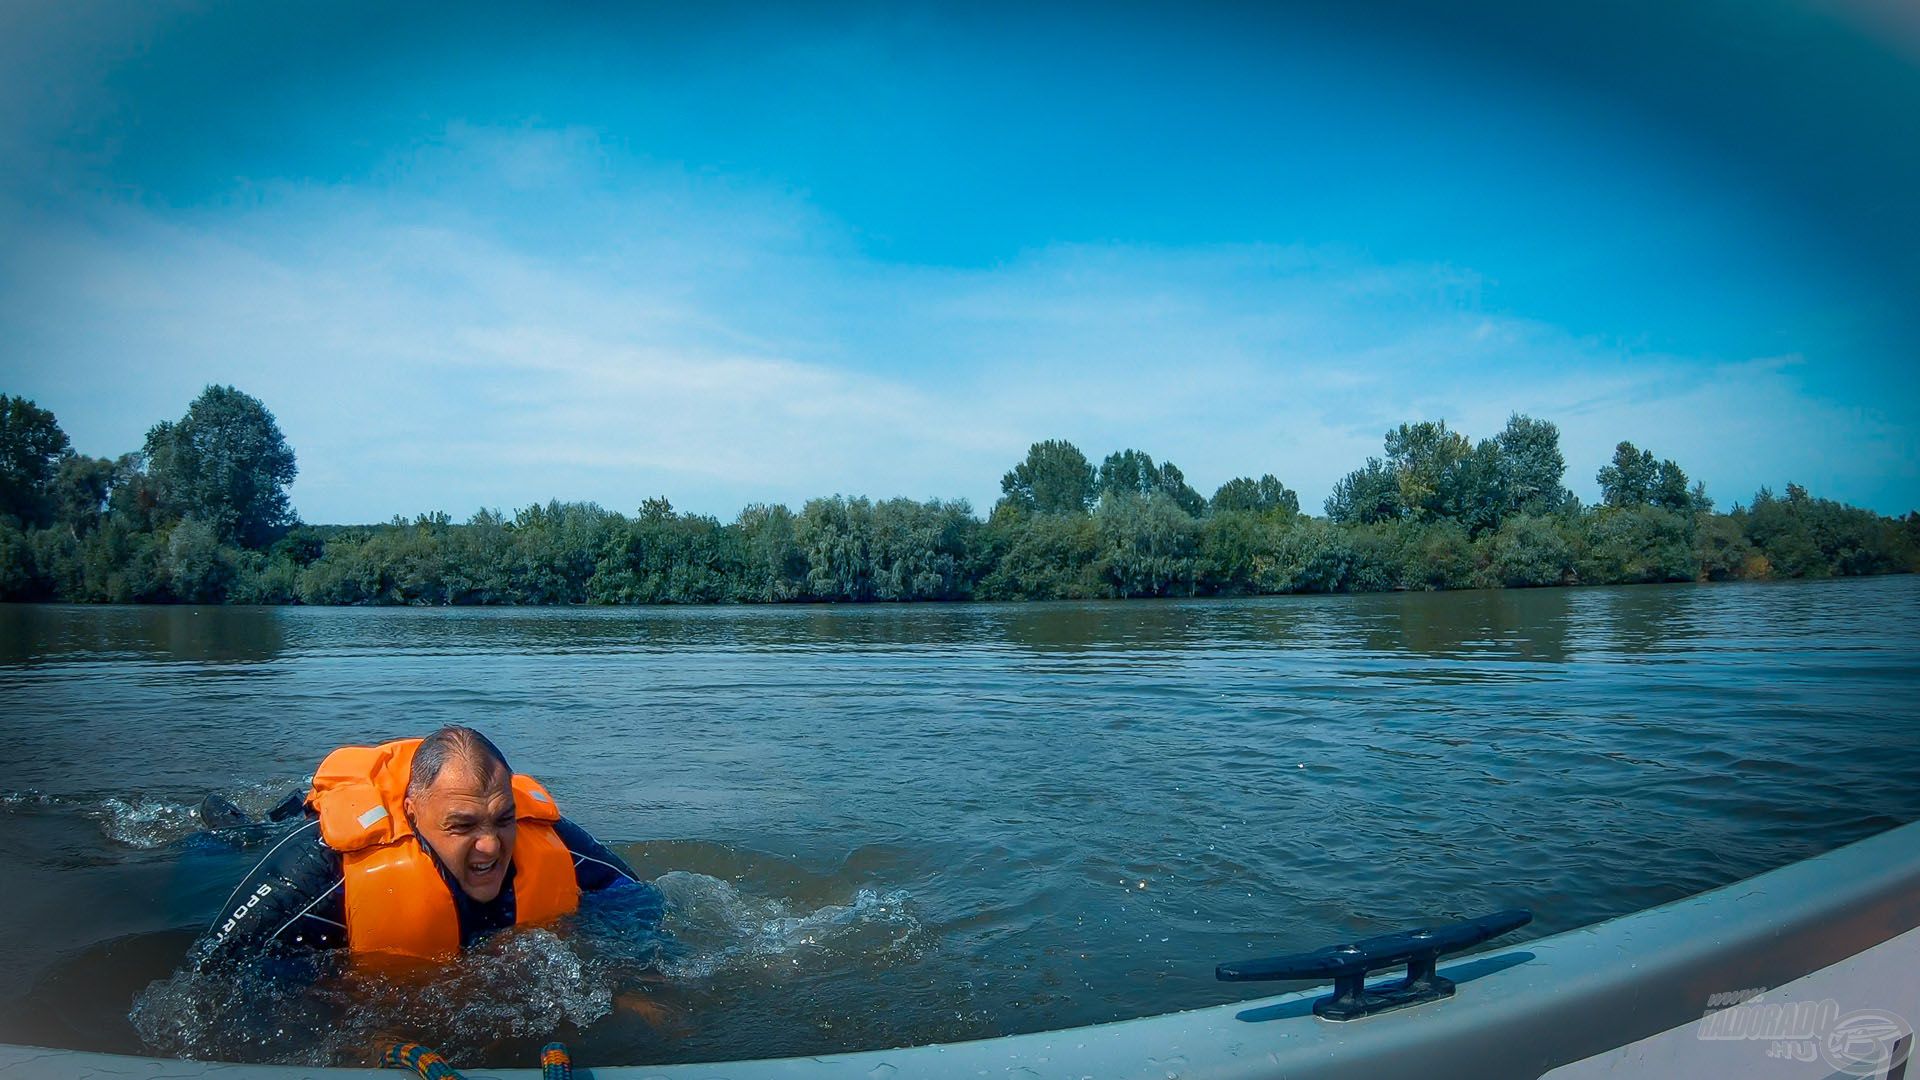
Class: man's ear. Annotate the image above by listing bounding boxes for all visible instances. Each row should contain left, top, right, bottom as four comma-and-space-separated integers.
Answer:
403, 793, 417, 825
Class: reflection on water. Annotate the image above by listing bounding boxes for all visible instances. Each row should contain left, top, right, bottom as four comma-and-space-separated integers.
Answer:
0, 584, 1758, 667
1, 576, 1918, 1067
0, 605, 290, 666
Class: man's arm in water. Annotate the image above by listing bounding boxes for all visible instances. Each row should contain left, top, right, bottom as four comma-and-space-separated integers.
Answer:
554, 817, 658, 898
197, 812, 347, 965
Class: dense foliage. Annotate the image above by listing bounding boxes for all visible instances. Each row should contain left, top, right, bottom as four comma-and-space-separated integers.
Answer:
2, 389, 1914, 605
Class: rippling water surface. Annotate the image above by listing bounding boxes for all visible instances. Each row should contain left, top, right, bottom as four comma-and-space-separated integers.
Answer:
2, 578, 1918, 1067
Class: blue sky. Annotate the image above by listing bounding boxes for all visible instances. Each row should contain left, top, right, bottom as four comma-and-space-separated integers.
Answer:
2, 0, 1916, 521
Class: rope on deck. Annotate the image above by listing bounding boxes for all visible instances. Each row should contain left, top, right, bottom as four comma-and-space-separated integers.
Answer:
380, 1042, 465, 1080
380, 1040, 571, 1079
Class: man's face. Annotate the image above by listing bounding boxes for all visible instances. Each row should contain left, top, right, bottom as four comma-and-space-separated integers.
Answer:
406, 758, 516, 902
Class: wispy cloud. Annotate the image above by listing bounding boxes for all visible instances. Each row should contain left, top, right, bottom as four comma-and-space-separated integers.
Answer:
2, 126, 1912, 521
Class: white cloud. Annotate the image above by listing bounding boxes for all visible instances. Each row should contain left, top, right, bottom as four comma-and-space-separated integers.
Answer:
1, 127, 1912, 522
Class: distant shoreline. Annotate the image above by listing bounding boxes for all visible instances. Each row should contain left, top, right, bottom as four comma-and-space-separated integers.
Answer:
5, 569, 1912, 610
6, 494, 1912, 608
5, 390, 1914, 607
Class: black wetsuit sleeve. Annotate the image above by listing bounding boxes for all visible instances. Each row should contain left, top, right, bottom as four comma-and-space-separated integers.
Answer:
553, 816, 641, 892
553, 818, 666, 940
196, 813, 347, 964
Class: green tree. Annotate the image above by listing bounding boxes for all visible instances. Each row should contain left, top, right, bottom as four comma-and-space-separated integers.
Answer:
1694, 512, 1758, 581
1325, 458, 1402, 524
297, 532, 380, 604
144, 386, 298, 548
1446, 437, 1509, 536
1261, 518, 1359, 593
1384, 420, 1473, 520
28, 527, 84, 599
796, 496, 875, 600
1597, 442, 1658, 507
591, 504, 735, 604
52, 454, 116, 536
1495, 414, 1571, 515
269, 527, 327, 568
444, 510, 519, 603
1744, 487, 1819, 577
104, 453, 162, 532
1097, 449, 1157, 500
732, 503, 806, 602
1210, 474, 1299, 517
164, 518, 236, 603
1578, 506, 1698, 583
369, 513, 456, 604
1399, 520, 1479, 590
1484, 515, 1576, 587
1094, 491, 1201, 596
1742, 483, 1906, 578
1000, 440, 1096, 515
1097, 449, 1205, 515
867, 497, 978, 600
978, 507, 1102, 599
509, 501, 617, 603
1197, 509, 1276, 593
1155, 462, 1206, 515
0, 395, 72, 527
0, 519, 37, 599
228, 548, 301, 605
1651, 460, 1694, 512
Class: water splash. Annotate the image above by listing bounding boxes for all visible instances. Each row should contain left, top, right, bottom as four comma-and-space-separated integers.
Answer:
132, 929, 617, 1065
2, 780, 308, 850
94, 796, 203, 849
129, 877, 922, 1066
654, 872, 923, 980
130, 950, 336, 1063
345, 930, 618, 1051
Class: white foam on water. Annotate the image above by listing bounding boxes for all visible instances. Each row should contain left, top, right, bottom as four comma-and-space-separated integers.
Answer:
2, 780, 310, 849
129, 874, 920, 1066
133, 928, 618, 1065
130, 948, 338, 1062
653, 871, 924, 980
94, 796, 203, 848
0, 790, 47, 807
347, 929, 617, 1049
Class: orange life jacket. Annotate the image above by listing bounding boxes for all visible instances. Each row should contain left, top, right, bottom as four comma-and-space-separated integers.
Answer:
306, 738, 580, 965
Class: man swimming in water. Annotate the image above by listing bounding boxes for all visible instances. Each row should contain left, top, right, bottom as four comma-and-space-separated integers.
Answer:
199, 725, 658, 963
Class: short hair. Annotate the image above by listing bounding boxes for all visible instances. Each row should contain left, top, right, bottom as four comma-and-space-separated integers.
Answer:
407, 725, 511, 799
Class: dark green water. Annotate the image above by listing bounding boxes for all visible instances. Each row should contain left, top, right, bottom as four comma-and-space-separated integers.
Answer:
2, 577, 1917, 1067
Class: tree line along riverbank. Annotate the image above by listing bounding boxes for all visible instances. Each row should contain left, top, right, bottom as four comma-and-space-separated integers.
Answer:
2, 387, 1915, 605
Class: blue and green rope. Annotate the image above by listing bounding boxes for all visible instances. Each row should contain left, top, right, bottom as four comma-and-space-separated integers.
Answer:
380, 1042, 463, 1080
379, 1040, 571, 1080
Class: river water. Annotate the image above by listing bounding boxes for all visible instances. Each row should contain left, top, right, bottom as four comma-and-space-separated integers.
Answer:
1, 577, 1917, 1068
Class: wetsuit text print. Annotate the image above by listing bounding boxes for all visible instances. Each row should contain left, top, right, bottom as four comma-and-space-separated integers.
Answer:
215, 883, 273, 943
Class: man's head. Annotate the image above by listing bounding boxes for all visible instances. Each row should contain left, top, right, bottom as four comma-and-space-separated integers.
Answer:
404, 726, 515, 902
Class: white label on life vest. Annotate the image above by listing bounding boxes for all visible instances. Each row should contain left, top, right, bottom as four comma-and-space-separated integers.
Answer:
357, 805, 389, 828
